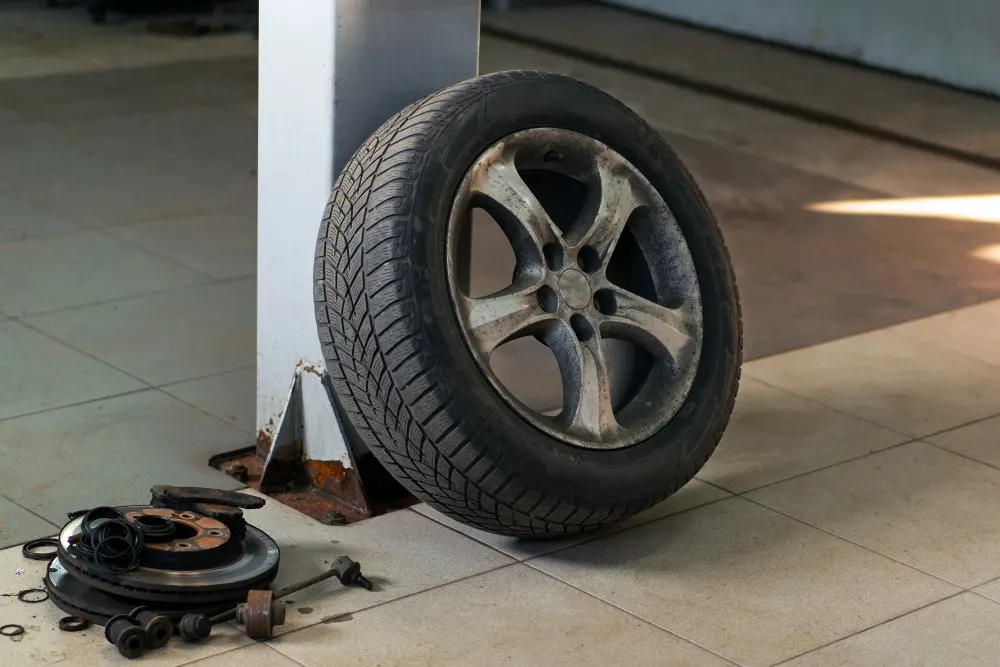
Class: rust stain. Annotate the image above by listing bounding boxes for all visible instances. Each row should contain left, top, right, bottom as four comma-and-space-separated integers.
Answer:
304, 459, 368, 514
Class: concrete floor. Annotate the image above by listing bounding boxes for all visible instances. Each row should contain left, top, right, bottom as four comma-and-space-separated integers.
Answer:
2, 3, 1000, 666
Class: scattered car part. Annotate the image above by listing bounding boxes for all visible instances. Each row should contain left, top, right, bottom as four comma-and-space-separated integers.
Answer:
179, 556, 372, 642
0, 624, 25, 637
236, 589, 285, 638
105, 614, 148, 659
313, 70, 742, 536
55, 506, 279, 604
58, 616, 91, 632
129, 607, 173, 649
45, 557, 234, 626
44, 487, 279, 627
17, 588, 48, 603
21, 538, 60, 561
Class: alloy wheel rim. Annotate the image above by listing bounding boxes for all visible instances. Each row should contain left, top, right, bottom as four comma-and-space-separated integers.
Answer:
446, 128, 703, 450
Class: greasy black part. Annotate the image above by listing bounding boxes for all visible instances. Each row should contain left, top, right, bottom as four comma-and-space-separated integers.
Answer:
313, 70, 741, 536
57, 508, 279, 604
58, 616, 91, 632
44, 562, 236, 626
0, 624, 25, 637
22, 538, 60, 561
179, 613, 213, 642
17, 588, 49, 603
150, 486, 265, 509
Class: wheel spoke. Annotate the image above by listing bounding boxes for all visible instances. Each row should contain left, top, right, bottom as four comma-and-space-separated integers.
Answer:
573, 164, 640, 266
471, 158, 563, 256
603, 288, 699, 370
564, 334, 619, 441
460, 284, 556, 357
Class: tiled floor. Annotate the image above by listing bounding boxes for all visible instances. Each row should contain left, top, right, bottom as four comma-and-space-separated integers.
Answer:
2, 3, 1000, 666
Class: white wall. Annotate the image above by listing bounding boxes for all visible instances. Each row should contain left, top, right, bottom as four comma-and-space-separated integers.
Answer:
609, 0, 1000, 95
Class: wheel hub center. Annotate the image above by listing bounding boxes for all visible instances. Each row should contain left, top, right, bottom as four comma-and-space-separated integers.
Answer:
558, 269, 592, 310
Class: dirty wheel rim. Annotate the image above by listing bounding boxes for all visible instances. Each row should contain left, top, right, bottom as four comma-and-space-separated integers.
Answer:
446, 128, 703, 450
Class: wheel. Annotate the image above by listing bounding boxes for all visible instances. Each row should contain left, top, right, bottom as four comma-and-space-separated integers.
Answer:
315, 71, 741, 536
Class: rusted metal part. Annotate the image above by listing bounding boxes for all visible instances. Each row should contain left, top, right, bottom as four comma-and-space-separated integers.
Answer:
126, 509, 230, 552
236, 589, 285, 638
303, 459, 368, 514
222, 463, 249, 483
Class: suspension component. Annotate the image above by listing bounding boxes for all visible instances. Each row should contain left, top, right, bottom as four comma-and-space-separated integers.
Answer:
104, 614, 148, 659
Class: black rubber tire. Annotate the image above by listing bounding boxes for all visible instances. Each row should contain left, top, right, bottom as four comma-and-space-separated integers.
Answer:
314, 71, 742, 537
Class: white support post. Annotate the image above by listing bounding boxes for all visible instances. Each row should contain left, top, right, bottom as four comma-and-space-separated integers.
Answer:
256, 0, 480, 509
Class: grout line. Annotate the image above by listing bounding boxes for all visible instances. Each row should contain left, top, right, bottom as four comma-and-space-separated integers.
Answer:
157, 364, 257, 389
722, 438, 918, 496
0, 386, 156, 426
9, 273, 253, 320
914, 411, 1000, 441
95, 225, 220, 283
403, 507, 521, 561
154, 386, 255, 435
270, 561, 522, 641
0, 492, 61, 535
480, 25, 1000, 173
515, 494, 735, 564
739, 373, 918, 439
922, 440, 1000, 474
13, 317, 158, 387
526, 565, 741, 665
737, 495, 964, 590
770, 590, 967, 665
409, 494, 737, 565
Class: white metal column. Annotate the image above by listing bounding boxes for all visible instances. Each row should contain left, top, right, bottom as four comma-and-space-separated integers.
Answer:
257, 1, 480, 492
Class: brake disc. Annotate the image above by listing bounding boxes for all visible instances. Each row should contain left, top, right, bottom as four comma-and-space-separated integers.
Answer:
56, 506, 280, 604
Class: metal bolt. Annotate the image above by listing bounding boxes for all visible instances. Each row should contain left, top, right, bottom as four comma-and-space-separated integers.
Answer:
321, 511, 347, 526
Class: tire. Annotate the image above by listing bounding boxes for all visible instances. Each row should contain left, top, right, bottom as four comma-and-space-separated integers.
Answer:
314, 71, 742, 536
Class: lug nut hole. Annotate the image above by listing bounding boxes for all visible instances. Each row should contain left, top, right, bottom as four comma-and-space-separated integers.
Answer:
570, 314, 595, 342
542, 243, 564, 271
578, 245, 601, 273
537, 285, 559, 313
593, 289, 617, 316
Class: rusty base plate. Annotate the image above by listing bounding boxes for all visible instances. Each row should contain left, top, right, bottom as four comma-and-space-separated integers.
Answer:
58, 506, 279, 604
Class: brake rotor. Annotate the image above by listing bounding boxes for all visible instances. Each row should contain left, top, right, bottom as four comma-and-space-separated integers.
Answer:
56, 505, 280, 604
45, 559, 234, 625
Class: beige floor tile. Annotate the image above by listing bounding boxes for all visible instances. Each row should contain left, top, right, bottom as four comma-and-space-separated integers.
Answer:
0, 229, 208, 316
887, 299, 1000, 367
0, 496, 57, 549
236, 493, 513, 636
106, 209, 256, 281
0, 391, 247, 523
531, 497, 955, 667
411, 479, 730, 560
784, 593, 1000, 667
162, 368, 255, 433
748, 442, 1000, 588
272, 565, 734, 667
974, 578, 1000, 603
0, 546, 252, 667
0, 319, 145, 421
927, 415, 1000, 470
24, 280, 255, 386
698, 378, 908, 493
744, 330, 1000, 437
184, 643, 302, 667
